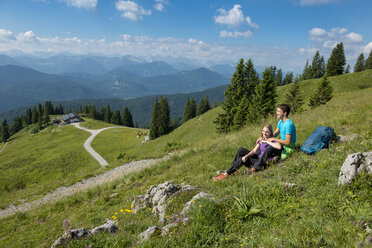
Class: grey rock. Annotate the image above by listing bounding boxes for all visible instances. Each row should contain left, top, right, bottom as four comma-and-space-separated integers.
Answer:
160, 223, 178, 236
366, 235, 372, 245
338, 153, 363, 185
51, 229, 91, 248
91, 219, 118, 234
181, 192, 213, 215
336, 134, 360, 142
139, 226, 161, 241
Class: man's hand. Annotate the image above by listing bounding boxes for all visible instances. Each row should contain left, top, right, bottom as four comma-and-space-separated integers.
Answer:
256, 137, 264, 143
267, 138, 276, 142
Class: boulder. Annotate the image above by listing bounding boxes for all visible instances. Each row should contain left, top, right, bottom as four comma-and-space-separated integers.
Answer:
338, 152, 372, 185
139, 226, 161, 241
91, 219, 118, 234
336, 134, 360, 143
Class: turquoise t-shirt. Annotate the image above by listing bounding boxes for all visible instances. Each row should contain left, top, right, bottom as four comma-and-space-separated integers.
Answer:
277, 118, 296, 143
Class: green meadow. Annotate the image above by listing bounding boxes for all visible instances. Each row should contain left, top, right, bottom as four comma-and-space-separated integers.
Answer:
0, 70, 371, 247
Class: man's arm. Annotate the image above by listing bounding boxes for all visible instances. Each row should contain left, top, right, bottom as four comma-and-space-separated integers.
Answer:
273, 128, 280, 138
268, 134, 292, 146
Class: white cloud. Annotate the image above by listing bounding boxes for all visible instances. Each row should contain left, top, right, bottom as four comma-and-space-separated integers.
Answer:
122, 34, 132, 41
17, 30, 38, 42
346, 32, 363, 43
60, 0, 97, 9
309, 28, 327, 41
322, 40, 338, 48
153, 0, 168, 11
246, 16, 259, 29
115, 0, 152, 21
364, 42, 372, 54
214, 4, 245, 26
297, 0, 342, 6
0, 29, 15, 42
219, 30, 253, 38
188, 38, 204, 44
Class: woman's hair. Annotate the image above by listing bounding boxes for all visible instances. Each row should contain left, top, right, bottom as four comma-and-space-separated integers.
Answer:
260, 124, 273, 138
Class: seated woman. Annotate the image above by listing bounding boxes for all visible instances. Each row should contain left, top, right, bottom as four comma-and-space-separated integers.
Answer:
213, 124, 282, 180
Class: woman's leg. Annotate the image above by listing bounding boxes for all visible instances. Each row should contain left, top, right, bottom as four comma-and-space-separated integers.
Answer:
226, 147, 250, 175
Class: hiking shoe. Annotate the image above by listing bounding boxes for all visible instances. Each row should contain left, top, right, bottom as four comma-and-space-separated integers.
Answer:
213, 173, 227, 180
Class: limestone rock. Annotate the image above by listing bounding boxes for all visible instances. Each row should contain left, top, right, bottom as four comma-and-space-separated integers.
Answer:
91, 219, 118, 234
336, 134, 360, 142
51, 229, 91, 248
160, 223, 178, 236
338, 152, 372, 185
181, 192, 213, 215
139, 226, 161, 241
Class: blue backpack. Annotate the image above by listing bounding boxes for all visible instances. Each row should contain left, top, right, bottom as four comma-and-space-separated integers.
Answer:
301, 126, 335, 155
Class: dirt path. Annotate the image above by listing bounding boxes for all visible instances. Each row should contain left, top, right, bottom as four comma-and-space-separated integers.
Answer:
0, 142, 7, 154
71, 123, 126, 167
0, 154, 174, 219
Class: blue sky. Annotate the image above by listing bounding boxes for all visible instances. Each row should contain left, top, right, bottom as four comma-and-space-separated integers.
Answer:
0, 0, 371, 72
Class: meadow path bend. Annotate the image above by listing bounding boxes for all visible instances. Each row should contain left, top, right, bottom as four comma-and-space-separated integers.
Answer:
0, 142, 7, 154
71, 122, 125, 167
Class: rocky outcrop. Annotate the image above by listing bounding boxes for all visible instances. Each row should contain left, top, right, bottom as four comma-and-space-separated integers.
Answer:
135, 182, 214, 242
51, 220, 117, 248
335, 134, 361, 143
338, 152, 372, 185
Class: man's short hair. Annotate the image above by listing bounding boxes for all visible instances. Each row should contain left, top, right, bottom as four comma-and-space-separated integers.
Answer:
277, 104, 291, 116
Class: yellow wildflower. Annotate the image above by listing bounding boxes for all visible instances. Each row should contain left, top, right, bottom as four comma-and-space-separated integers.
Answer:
120, 209, 124, 212
131, 204, 134, 208
250, 236, 253, 240
115, 212, 118, 215
191, 200, 194, 202
240, 244, 243, 247
125, 209, 133, 213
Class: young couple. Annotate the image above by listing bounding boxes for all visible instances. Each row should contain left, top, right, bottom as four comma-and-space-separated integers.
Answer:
214, 104, 296, 180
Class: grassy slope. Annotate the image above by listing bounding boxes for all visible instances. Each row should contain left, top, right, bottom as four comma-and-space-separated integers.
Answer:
0, 71, 371, 247
0, 120, 146, 208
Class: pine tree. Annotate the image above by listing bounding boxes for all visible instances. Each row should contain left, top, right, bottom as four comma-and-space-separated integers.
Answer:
182, 98, 192, 123
354, 53, 365, 72
122, 107, 134, 127
196, 96, 211, 116
309, 75, 333, 108
248, 67, 277, 122
159, 97, 170, 135
283, 72, 293, 85
345, 64, 351, 74
311, 51, 325, 78
150, 98, 160, 139
274, 69, 283, 86
233, 96, 249, 129
43, 101, 52, 124
365, 50, 372, 69
326, 42, 346, 76
302, 60, 312, 80
111, 110, 121, 125
190, 97, 196, 118
1, 119, 10, 142
31, 106, 38, 124
134, 121, 139, 128
104, 104, 112, 123
285, 83, 304, 114
215, 58, 259, 132
25, 108, 32, 125
37, 114, 43, 130
89, 105, 97, 119
10, 116, 23, 135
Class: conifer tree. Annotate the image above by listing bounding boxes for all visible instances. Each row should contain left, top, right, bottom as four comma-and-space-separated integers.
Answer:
111, 110, 121, 125
89, 105, 97, 119
248, 67, 277, 122
37, 114, 43, 130
190, 97, 196, 118
31, 106, 38, 124
354, 53, 365, 72
10, 116, 23, 135
233, 96, 249, 129
150, 98, 160, 139
212, 100, 218, 108
283, 72, 293, 85
365, 50, 372, 69
84, 105, 89, 114
26, 108, 32, 125
122, 107, 134, 127
345, 64, 351, 74
158, 97, 170, 135
215, 58, 259, 132
37, 103, 43, 117
274, 69, 283, 86
326, 42, 346, 76
285, 83, 304, 114
311, 51, 325, 78
1, 119, 10, 142
302, 60, 312, 80
43, 101, 52, 124
309, 74, 333, 108
104, 104, 112, 123
196, 96, 211, 116
134, 121, 139, 128
182, 98, 192, 123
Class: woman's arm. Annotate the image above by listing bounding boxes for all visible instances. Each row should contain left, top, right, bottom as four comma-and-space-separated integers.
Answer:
262, 140, 282, 150
242, 144, 260, 162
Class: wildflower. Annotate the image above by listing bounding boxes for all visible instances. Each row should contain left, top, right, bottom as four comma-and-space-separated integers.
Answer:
250, 236, 253, 239
191, 200, 194, 202
131, 204, 134, 208
120, 209, 124, 212
149, 208, 152, 211
125, 209, 134, 213
240, 244, 243, 247
225, 238, 228, 240
115, 212, 118, 215
166, 215, 169, 218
